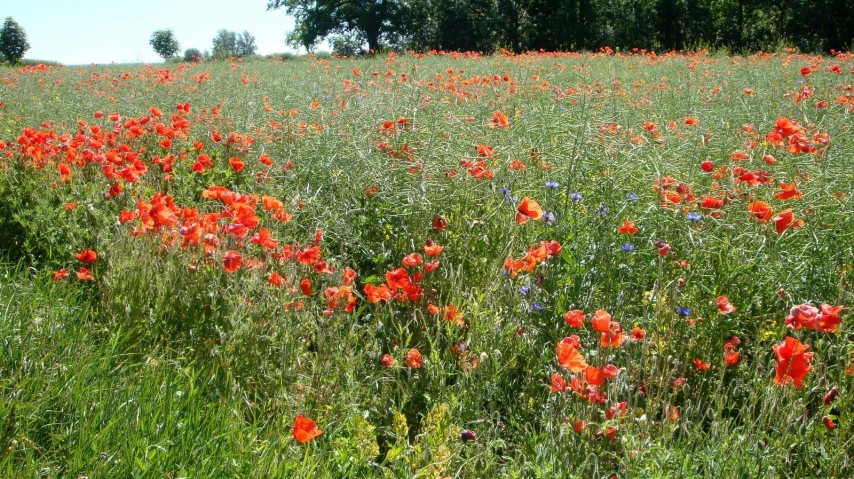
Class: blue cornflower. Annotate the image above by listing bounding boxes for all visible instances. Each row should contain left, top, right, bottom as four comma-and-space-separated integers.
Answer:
626, 193, 639, 203
532, 302, 545, 310
519, 285, 530, 295
570, 192, 583, 202
597, 204, 609, 216
545, 181, 560, 189
622, 243, 635, 253
686, 212, 703, 221
677, 307, 692, 316
544, 212, 556, 224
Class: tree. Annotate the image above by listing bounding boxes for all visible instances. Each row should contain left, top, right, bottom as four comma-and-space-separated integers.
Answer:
268, 0, 407, 53
212, 30, 238, 58
183, 48, 202, 62
237, 31, 258, 56
0, 17, 31, 65
149, 29, 180, 59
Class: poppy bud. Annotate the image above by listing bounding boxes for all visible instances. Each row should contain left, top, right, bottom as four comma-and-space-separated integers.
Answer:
823, 416, 835, 431
460, 429, 477, 442
701, 160, 713, 172
824, 386, 839, 406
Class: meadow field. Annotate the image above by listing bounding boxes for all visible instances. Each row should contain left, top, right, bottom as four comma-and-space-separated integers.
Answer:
0, 50, 853, 477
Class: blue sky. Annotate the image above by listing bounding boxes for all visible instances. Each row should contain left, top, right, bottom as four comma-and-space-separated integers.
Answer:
4, 0, 325, 65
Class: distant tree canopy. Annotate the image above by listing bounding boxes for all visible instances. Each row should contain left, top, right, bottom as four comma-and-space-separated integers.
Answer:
268, 0, 854, 54
0, 17, 31, 65
212, 30, 258, 58
149, 29, 181, 59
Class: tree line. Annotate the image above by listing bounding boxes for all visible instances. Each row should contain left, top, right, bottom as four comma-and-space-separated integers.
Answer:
269, 0, 854, 55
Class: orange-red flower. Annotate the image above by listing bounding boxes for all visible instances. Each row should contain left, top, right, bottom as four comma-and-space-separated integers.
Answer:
556, 339, 588, 372
402, 253, 422, 267
476, 144, 494, 157
75, 249, 97, 264
76, 267, 94, 281
549, 373, 566, 393
223, 251, 242, 273
516, 197, 543, 224
773, 336, 814, 388
564, 310, 585, 327
299, 278, 312, 296
617, 220, 638, 234
775, 182, 803, 200
364, 283, 392, 303
747, 201, 773, 222
424, 240, 444, 257
716, 296, 736, 315
591, 310, 612, 333
405, 348, 423, 368
774, 208, 804, 235
693, 359, 711, 371
293, 414, 322, 443
489, 110, 509, 129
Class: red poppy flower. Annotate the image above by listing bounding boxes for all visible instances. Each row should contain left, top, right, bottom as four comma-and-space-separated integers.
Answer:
585, 366, 605, 386
516, 197, 543, 224
405, 348, 423, 368
402, 253, 422, 267
716, 296, 736, 314
775, 182, 803, 200
693, 359, 711, 371
701, 195, 723, 210
747, 201, 773, 222
300, 278, 312, 296
52, 269, 69, 281
424, 240, 444, 257
617, 220, 638, 234
591, 310, 612, 333
774, 208, 804, 235
564, 310, 585, 327
381, 353, 394, 368
556, 340, 587, 372
229, 157, 245, 173
223, 251, 242, 273
364, 283, 392, 303
76, 267, 94, 281
549, 373, 566, 393
75, 249, 97, 264
476, 144, 494, 157
490, 110, 509, 129
433, 216, 448, 231
773, 336, 814, 388
293, 414, 322, 443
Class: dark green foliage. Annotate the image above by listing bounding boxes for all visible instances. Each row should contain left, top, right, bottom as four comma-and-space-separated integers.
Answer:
269, 0, 854, 53
212, 29, 238, 58
149, 29, 180, 59
237, 30, 258, 56
330, 34, 363, 56
0, 17, 30, 65
183, 48, 202, 62
268, 0, 408, 52
212, 30, 257, 58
